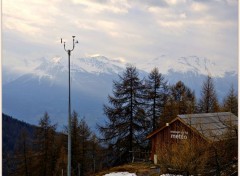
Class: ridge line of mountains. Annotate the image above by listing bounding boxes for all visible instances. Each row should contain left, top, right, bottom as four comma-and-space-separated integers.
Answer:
2, 55, 238, 129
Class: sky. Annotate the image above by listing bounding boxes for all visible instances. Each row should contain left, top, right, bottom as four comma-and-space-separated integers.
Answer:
2, 0, 238, 75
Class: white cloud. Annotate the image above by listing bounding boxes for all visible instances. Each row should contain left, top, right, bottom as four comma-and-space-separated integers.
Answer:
190, 2, 209, 12
166, 0, 186, 5
2, 0, 238, 75
74, 20, 96, 31
71, 0, 131, 14
97, 20, 118, 31
226, 0, 238, 5
157, 20, 184, 28
180, 13, 187, 19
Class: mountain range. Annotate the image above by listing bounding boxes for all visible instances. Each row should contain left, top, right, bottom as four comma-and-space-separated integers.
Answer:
2, 55, 238, 130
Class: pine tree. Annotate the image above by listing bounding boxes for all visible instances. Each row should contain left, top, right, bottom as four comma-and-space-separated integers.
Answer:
71, 111, 81, 176
222, 85, 238, 116
69, 111, 93, 176
35, 112, 57, 176
79, 118, 91, 176
162, 81, 196, 123
171, 81, 196, 114
53, 134, 67, 176
144, 67, 168, 131
54, 145, 67, 176
21, 130, 29, 176
14, 129, 31, 176
198, 76, 219, 113
99, 65, 146, 163
89, 134, 99, 173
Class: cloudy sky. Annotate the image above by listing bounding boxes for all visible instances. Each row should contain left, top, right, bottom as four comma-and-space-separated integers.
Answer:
2, 0, 238, 74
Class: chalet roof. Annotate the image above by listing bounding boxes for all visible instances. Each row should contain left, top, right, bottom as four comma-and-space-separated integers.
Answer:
178, 112, 238, 141
147, 112, 238, 142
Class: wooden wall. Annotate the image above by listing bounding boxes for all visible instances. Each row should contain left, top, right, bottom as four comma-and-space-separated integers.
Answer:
150, 119, 205, 161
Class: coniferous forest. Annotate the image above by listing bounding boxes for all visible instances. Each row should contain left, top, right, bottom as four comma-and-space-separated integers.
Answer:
3, 66, 238, 176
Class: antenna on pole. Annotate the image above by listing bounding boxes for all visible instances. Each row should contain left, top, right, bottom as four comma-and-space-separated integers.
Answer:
61, 36, 78, 176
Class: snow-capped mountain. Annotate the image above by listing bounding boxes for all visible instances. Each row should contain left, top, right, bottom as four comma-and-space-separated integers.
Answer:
34, 55, 126, 75
138, 55, 235, 77
172, 56, 221, 76
73, 56, 126, 74
2, 56, 128, 129
2, 55, 237, 129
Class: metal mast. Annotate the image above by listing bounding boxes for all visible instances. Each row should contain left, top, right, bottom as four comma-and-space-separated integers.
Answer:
61, 36, 78, 176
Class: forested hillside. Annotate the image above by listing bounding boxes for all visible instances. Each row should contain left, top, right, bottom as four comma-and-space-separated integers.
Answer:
2, 65, 238, 176
2, 114, 37, 175
2, 114, 36, 154
2, 113, 106, 176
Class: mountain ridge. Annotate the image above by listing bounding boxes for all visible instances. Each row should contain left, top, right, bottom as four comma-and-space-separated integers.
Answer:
3, 55, 237, 85
2, 55, 237, 129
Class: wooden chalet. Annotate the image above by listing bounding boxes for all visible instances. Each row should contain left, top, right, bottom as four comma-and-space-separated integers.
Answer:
146, 112, 238, 163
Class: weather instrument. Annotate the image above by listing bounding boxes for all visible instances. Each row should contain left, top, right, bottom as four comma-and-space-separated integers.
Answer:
60, 36, 78, 176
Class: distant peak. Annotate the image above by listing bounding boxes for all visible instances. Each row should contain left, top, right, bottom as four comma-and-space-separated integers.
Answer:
93, 55, 113, 62
51, 56, 62, 63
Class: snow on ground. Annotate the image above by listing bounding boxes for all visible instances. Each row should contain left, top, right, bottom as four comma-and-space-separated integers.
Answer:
160, 174, 183, 176
103, 172, 137, 176
103, 172, 182, 176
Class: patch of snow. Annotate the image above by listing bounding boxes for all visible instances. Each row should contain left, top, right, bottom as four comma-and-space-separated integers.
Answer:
160, 174, 183, 176
103, 172, 137, 176
103, 172, 182, 176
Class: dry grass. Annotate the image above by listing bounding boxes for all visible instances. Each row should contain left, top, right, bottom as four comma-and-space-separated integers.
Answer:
92, 162, 159, 176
